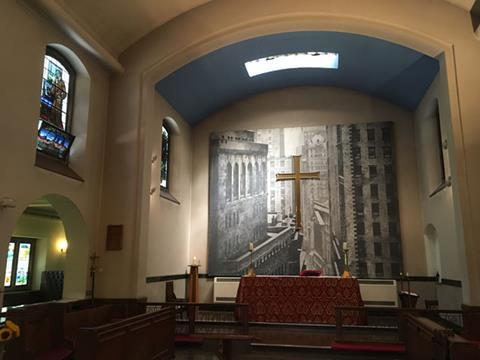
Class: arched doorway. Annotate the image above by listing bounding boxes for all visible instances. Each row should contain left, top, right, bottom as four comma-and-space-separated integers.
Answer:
2, 194, 88, 306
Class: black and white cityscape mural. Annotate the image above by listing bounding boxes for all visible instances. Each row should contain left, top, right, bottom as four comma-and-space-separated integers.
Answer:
208, 122, 403, 278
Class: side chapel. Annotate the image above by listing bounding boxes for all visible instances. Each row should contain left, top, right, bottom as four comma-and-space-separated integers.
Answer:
1, 0, 480, 359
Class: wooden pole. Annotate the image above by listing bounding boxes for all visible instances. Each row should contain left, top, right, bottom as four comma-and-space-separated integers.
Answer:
188, 264, 200, 303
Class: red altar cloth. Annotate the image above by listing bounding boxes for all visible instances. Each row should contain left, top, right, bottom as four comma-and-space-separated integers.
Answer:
235, 276, 364, 325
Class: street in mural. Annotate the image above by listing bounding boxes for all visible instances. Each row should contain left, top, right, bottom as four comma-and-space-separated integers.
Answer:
208, 122, 403, 278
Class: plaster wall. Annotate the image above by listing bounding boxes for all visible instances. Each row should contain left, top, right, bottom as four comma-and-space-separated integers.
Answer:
414, 59, 468, 304
0, 0, 110, 301
139, 94, 193, 301
11, 214, 67, 290
102, 0, 480, 302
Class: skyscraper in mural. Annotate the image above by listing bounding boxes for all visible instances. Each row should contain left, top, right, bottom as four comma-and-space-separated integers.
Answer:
327, 122, 402, 277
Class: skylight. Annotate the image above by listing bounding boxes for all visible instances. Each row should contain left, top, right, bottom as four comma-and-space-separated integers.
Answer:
244, 52, 339, 77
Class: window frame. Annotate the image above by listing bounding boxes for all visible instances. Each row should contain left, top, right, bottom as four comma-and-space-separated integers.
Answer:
42, 46, 77, 134
4, 237, 36, 292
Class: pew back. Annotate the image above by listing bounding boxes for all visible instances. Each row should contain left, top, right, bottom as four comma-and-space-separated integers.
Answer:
64, 304, 114, 346
75, 307, 175, 360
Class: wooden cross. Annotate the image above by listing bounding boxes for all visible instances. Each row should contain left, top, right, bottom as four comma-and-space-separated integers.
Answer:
276, 155, 320, 231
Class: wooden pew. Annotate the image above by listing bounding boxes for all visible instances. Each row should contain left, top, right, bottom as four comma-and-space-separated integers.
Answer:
405, 313, 480, 360
4, 302, 72, 360
75, 307, 175, 360
4, 297, 152, 360
63, 304, 114, 348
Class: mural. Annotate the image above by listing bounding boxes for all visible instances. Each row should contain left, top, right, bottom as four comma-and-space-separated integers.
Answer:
208, 122, 403, 278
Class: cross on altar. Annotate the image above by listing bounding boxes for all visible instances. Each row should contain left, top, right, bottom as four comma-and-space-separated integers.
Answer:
276, 155, 320, 231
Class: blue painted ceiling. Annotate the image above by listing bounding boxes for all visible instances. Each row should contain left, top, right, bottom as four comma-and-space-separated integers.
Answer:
155, 31, 439, 126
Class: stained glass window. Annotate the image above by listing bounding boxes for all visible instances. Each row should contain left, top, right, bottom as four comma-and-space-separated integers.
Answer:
15, 243, 32, 286
3, 238, 34, 290
37, 47, 76, 162
160, 124, 170, 190
4, 242, 15, 287
39, 48, 74, 131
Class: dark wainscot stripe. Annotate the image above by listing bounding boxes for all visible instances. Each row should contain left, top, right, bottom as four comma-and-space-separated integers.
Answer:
363, 300, 397, 306
358, 279, 395, 285
146, 274, 187, 283
214, 277, 241, 282
215, 297, 237, 302
146, 274, 439, 283
441, 278, 462, 288
146, 273, 214, 283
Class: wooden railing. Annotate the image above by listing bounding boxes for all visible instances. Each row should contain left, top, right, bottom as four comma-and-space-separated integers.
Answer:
334, 306, 465, 343
146, 302, 249, 336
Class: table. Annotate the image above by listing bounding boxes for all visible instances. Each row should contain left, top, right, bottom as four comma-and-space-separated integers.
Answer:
235, 276, 364, 325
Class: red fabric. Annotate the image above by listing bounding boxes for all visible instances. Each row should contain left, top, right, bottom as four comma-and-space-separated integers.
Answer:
331, 341, 406, 353
300, 269, 323, 277
236, 276, 364, 325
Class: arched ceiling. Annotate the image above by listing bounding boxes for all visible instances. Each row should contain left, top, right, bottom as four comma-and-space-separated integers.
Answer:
60, 0, 212, 55
55, 0, 473, 56
155, 31, 439, 125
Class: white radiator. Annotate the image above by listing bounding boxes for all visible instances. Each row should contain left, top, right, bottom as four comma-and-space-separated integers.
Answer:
213, 277, 241, 303
213, 277, 398, 307
358, 279, 398, 307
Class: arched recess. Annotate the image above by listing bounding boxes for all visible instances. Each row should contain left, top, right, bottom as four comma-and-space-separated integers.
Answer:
133, 8, 472, 300
48, 43, 91, 175
42, 194, 88, 299
1, 194, 88, 304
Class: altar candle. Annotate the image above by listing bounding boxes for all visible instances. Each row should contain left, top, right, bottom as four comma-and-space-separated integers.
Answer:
193, 256, 197, 265
249, 242, 254, 251
343, 242, 348, 251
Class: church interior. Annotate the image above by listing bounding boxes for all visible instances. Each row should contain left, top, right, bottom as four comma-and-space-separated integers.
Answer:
1, 0, 480, 359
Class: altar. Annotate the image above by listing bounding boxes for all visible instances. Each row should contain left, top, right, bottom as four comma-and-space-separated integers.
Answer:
235, 276, 364, 325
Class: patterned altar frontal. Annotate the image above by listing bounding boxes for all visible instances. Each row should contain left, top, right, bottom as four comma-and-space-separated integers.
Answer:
236, 276, 364, 325
208, 123, 403, 278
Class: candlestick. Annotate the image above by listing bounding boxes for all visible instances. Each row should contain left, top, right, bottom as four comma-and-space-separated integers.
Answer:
246, 242, 256, 277
342, 243, 350, 278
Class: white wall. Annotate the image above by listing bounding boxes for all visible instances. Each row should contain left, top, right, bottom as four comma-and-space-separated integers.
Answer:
0, 0, 110, 303
414, 56, 468, 305
139, 95, 193, 301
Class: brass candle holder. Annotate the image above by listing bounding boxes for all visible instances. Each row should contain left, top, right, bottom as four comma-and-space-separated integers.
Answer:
342, 243, 351, 278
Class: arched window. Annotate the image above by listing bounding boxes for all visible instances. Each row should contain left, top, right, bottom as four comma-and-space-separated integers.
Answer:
37, 47, 76, 161
254, 162, 259, 194
247, 163, 253, 196
241, 163, 246, 197
233, 163, 239, 199
226, 163, 232, 202
160, 123, 171, 190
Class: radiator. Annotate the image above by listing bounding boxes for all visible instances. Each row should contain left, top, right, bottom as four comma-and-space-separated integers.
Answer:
358, 279, 398, 307
213, 277, 241, 303
213, 277, 398, 307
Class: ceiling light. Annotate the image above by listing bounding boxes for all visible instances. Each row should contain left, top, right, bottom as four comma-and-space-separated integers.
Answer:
245, 52, 339, 77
